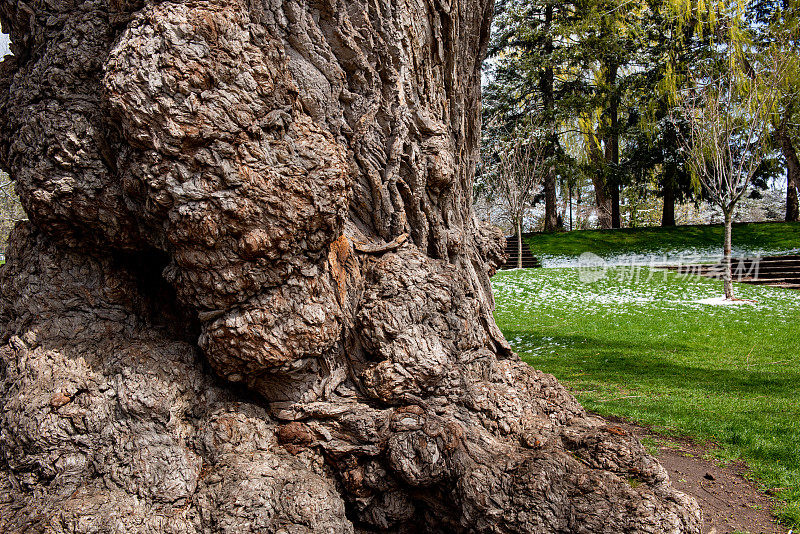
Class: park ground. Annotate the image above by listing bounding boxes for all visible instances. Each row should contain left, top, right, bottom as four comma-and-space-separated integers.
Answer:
525, 221, 800, 266
492, 221, 800, 532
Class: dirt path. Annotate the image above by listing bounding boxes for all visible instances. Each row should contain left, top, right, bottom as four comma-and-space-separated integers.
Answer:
608, 418, 787, 534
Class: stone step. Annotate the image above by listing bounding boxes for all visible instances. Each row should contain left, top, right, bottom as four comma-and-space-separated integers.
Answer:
744, 272, 800, 280
498, 266, 541, 270
674, 267, 800, 278
499, 237, 541, 270
698, 262, 800, 271
504, 257, 539, 264
658, 254, 800, 289
745, 278, 800, 286
679, 267, 800, 276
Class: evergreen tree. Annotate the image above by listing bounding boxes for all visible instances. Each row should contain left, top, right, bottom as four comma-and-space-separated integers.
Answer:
622, 0, 708, 226
486, 0, 654, 230
484, 0, 585, 231
749, 0, 800, 221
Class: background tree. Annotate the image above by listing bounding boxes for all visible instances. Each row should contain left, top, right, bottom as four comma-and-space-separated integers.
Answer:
484, 0, 797, 233
484, 0, 585, 232
575, 0, 647, 228
625, 0, 714, 227
675, 48, 786, 299
486, 0, 672, 231
483, 123, 547, 266
622, 112, 698, 226
749, 0, 800, 221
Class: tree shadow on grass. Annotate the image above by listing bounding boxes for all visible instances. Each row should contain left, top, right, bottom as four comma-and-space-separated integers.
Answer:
509, 332, 800, 399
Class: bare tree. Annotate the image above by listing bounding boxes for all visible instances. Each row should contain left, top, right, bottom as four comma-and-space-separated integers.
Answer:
674, 52, 786, 299
484, 128, 547, 267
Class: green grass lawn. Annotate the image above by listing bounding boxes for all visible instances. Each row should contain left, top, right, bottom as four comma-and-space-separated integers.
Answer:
492, 267, 800, 527
525, 221, 800, 262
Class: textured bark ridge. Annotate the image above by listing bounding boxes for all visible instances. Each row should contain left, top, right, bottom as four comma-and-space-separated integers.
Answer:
0, 0, 701, 531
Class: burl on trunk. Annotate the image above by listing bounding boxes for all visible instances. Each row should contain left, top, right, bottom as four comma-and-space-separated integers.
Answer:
0, 0, 700, 531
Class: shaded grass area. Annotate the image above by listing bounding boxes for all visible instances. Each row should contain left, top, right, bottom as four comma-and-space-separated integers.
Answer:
524, 221, 800, 258
492, 267, 800, 527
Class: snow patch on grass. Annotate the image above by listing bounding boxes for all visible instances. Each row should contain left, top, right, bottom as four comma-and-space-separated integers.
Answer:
694, 296, 755, 306
492, 266, 800, 322
538, 246, 800, 268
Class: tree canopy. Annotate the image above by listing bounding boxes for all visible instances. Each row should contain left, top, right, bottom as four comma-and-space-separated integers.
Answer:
480, 0, 800, 232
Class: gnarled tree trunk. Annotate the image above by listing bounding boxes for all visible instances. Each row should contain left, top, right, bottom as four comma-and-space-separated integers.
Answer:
0, 0, 699, 532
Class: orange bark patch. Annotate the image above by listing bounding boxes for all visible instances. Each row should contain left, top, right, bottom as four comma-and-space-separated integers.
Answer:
602, 425, 628, 437
328, 234, 352, 306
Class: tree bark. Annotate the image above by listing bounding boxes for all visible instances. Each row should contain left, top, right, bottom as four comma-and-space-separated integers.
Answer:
788, 174, 799, 222
544, 171, 559, 231
516, 219, 523, 269
0, 0, 699, 532
776, 123, 800, 222
604, 64, 621, 229
610, 182, 621, 229
592, 180, 614, 229
662, 178, 676, 227
589, 140, 613, 230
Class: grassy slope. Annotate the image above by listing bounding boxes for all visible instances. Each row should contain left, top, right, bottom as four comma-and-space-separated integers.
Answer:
492, 267, 800, 526
524, 221, 800, 258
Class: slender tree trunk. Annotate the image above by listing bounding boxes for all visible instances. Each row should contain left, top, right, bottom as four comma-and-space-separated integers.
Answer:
788, 173, 799, 222
544, 172, 558, 231
776, 125, 800, 222
0, 0, 700, 531
723, 209, 735, 300
569, 183, 573, 231
662, 178, 676, 227
541, 4, 559, 233
604, 64, 621, 229
516, 219, 523, 269
779, 1, 799, 223
772, 103, 800, 222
